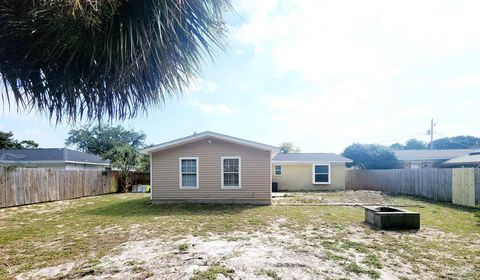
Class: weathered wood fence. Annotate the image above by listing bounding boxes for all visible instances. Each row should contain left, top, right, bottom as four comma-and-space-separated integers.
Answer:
0, 168, 118, 208
132, 172, 150, 185
346, 168, 479, 206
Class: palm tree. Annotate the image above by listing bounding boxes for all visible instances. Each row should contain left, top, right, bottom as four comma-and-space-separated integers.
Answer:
0, 0, 231, 123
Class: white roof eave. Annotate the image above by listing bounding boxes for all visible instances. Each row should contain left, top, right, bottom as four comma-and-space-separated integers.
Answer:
140, 131, 279, 154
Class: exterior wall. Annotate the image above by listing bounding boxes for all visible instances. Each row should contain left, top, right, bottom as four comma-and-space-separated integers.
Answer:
65, 163, 106, 170
272, 163, 346, 191
400, 160, 446, 169
151, 138, 272, 204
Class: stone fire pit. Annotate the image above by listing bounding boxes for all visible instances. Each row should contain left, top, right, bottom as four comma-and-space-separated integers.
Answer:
364, 206, 420, 230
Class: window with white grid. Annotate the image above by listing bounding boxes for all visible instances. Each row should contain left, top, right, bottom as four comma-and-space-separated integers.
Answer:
179, 157, 198, 188
221, 157, 241, 189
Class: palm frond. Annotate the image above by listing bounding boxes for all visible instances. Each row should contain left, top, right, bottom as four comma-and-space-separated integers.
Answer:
0, 0, 231, 123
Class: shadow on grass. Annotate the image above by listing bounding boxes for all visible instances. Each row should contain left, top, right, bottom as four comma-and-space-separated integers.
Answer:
391, 195, 480, 228
392, 194, 479, 212
82, 196, 267, 217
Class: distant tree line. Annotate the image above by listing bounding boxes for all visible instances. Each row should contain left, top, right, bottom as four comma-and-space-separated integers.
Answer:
0, 131, 38, 149
343, 135, 480, 170
390, 135, 480, 150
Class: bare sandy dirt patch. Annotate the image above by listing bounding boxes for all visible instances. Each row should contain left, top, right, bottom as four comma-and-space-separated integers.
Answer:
17, 219, 478, 280
6, 193, 479, 280
274, 190, 418, 206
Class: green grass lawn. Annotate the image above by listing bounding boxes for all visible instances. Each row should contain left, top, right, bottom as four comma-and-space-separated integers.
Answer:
0, 192, 479, 279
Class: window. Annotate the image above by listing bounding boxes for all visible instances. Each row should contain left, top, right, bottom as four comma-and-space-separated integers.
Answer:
312, 164, 330, 184
274, 165, 282, 176
221, 157, 241, 189
179, 157, 199, 188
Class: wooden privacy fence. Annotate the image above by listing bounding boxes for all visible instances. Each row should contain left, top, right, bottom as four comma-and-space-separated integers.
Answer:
132, 172, 150, 185
346, 168, 479, 206
0, 168, 117, 208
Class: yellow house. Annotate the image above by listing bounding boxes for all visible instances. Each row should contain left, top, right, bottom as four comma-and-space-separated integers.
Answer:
272, 153, 352, 191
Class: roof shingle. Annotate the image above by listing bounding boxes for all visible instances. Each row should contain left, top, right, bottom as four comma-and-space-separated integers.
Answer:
392, 149, 475, 161
0, 148, 109, 165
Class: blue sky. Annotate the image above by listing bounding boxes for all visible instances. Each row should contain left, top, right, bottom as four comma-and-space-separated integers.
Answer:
1, 0, 480, 153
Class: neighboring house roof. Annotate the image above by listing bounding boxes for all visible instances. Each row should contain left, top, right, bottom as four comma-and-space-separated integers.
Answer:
272, 153, 352, 163
0, 148, 110, 166
140, 131, 279, 154
443, 150, 480, 165
393, 149, 476, 161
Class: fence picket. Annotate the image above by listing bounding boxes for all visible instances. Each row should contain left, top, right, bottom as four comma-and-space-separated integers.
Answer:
0, 168, 117, 208
346, 168, 460, 202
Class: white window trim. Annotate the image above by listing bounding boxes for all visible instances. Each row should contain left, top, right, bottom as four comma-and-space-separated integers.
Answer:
149, 155, 153, 200
312, 163, 331, 185
179, 157, 199, 189
221, 156, 241, 189
274, 165, 282, 176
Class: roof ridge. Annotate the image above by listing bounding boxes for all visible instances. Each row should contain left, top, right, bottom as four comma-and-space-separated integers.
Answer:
141, 131, 278, 154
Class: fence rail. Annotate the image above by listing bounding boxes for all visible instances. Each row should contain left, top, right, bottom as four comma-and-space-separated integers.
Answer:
0, 168, 117, 208
346, 168, 453, 202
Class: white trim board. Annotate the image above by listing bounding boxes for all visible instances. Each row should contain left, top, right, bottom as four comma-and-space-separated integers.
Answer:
149, 155, 153, 200
272, 161, 350, 165
140, 131, 279, 154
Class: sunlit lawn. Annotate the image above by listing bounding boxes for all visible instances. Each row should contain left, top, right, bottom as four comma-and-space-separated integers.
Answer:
0, 192, 478, 279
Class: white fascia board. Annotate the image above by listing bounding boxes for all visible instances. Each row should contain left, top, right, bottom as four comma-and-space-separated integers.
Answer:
272, 160, 351, 165
140, 131, 279, 154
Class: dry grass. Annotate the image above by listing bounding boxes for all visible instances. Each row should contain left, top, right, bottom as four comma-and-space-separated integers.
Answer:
1, 192, 479, 279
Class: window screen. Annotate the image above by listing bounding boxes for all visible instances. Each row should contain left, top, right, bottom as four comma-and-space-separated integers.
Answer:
275, 165, 282, 175
313, 164, 329, 183
223, 158, 240, 187
181, 158, 197, 187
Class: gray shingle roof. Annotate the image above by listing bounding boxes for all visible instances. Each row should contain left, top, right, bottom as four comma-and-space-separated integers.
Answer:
443, 150, 480, 165
0, 148, 110, 165
392, 149, 476, 161
272, 153, 352, 163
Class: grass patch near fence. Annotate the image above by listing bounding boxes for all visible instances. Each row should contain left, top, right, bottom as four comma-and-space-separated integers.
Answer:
0, 192, 479, 279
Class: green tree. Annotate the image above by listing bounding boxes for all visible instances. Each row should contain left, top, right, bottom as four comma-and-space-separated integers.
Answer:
104, 145, 141, 192
390, 138, 427, 150
342, 143, 399, 170
65, 125, 146, 156
279, 142, 301, 153
0, 0, 231, 122
431, 136, 480, 149
0, 131, 39, 149
389, 142, 403, 150
403, 139, 427, 150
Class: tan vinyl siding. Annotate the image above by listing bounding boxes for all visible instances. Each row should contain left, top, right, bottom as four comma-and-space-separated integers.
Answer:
272, 163, 346, 191
151, 138, 271, 204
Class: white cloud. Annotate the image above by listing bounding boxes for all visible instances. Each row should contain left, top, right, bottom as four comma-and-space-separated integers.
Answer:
234, 0, 480, 83
234, 0, 480, 151
440, 74, 480, 89
188, 78, 218, 93
189, 99, 234, 115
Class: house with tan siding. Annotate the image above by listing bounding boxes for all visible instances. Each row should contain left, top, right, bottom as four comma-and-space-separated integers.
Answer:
141, 131, 279, 205
272, 153, 352, 191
